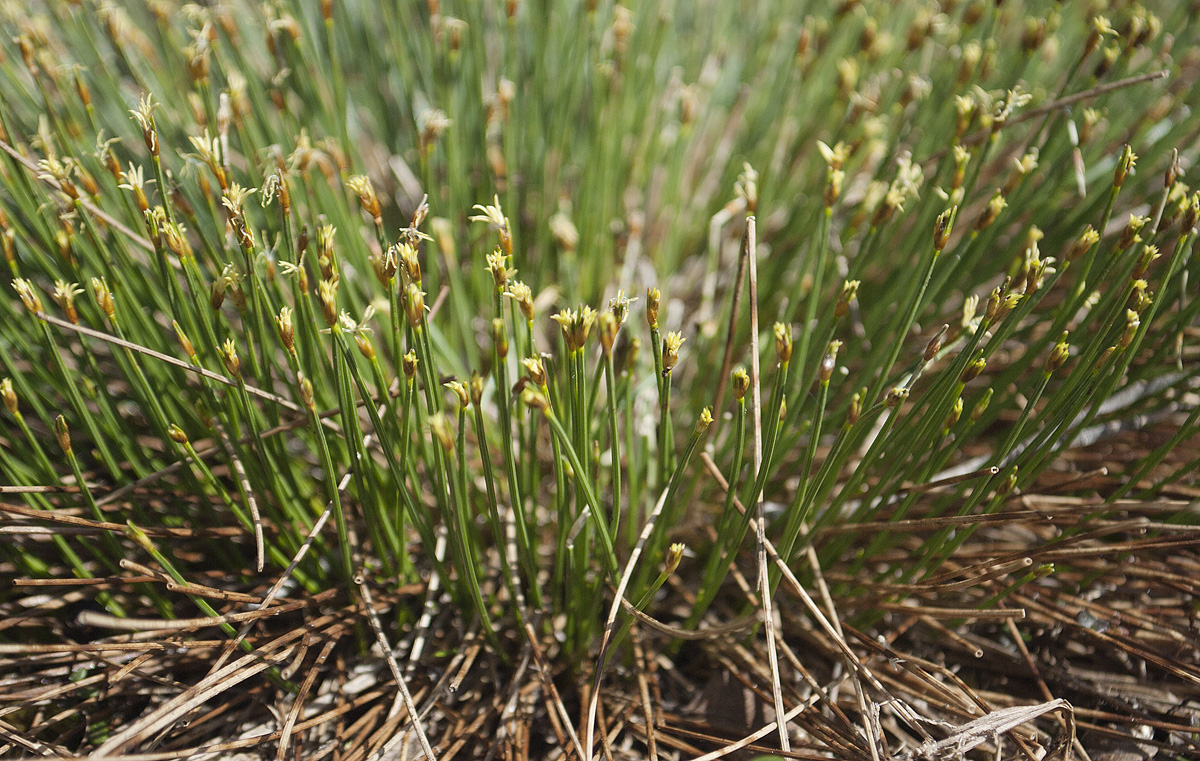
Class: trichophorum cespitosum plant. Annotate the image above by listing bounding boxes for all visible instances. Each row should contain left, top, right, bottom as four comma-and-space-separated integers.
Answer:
2, 0, 1200, 758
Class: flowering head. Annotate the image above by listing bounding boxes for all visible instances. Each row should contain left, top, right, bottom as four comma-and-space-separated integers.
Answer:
469, 195, 512, 256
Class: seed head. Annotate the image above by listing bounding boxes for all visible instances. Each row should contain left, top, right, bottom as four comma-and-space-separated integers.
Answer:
219, 183, 256, 222
395, 241, 421, 285
69, 72, 93, 115
470, 372, 485, 406
834, 279, 860, 318
735, 163, 758, 213
1003, 149, 1039, 196
351, 327, 374, 361
173, 321, 197, 362
185, 36, 211, 82
961, 356, 986, 383
773, 322, 793, 365
94, 133, 122, 181
817, 140, 849, 172
665, 542, 685, 574
551, 305, 597, 352
1125, 8, 1159, 49
820, 340, 842, 384
275, 306, 295, 352
220, 338, 241, 379
1, 378, 17, 416
933, 206, 956, 251
1077, 108, 1102, 146
945, 396, 963, 430
1165, 148, 1183, 189
954, 94, 976, 138
521, 388, 550, 413
346, 174, 381, 222
55, 415, 71, 454
429, 412, 454, 452
549, 206, 579, 252
168, 424, 189, 445
298, 372, 316, 411
924, 325, 948, 362
367, 250, 390, 286
1114, 145, 1136, 188
1129, 279, 1152, 314
824, 168, 845, 207
317, 225, 338, 278
872, 187, 906, 226
1085, 15, 1116, 57
1066, 225, 1100, 262
143, 205, 166, 243
261, 171, 286, 210
646, 287, 661, 329
817, 142, 848, 207
14, 35, 35, 75
662, 331, 684, 374
999, 466, 1018, 496
1183, 192, 1200, 233
1094, 43, 1119, 78
952, 145, 971, 190
470, 195, 512, 256
1119, 309, 1140, 349
444, 380, 469, 408
971, 387, 993, 422
91, 277, 115, 319
961, 295, 979, 332
52, 226, 73, 267
188, 130, 225, 185
116, 162, 150, 212
210, 274, 227, 311
981, 283, 1003, 323
162, 220, 192, 260
486, 248, 517, 289
522, 357, 547, 387
732, 367, 750, 401
1045, 332, 1070, 374
337, 306, 375, 349
837, 56, 859, 95
1133, 244, 1160, 279
51, 280, 84, 324
11, 278, 43, 316
901, 72, 931, 106
607, 289, 637, 326
885, 386, 909, 408
318, 276, 340, 327
1022, 254, 1052, 297
393, 283, 427, 331
130, 94, 158, 154
1118, 214, 1150, 250
904, 9, 932, 51
38, 157, 79, 200
994, 292, 1022, 323
505, 281, 535, 322
976, 191, 1006, 232
618, 335, 642, 376
402, 350, 419, 379
991, 87, 1032, 134
599, 311, 619, 357
492, 318, 509, 358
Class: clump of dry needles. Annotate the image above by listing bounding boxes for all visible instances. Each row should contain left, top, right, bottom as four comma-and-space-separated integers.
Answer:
1, 1, 1200, 759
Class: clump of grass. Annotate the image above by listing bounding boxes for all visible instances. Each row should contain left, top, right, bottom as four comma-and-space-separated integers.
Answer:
2, 1, 1200, 758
